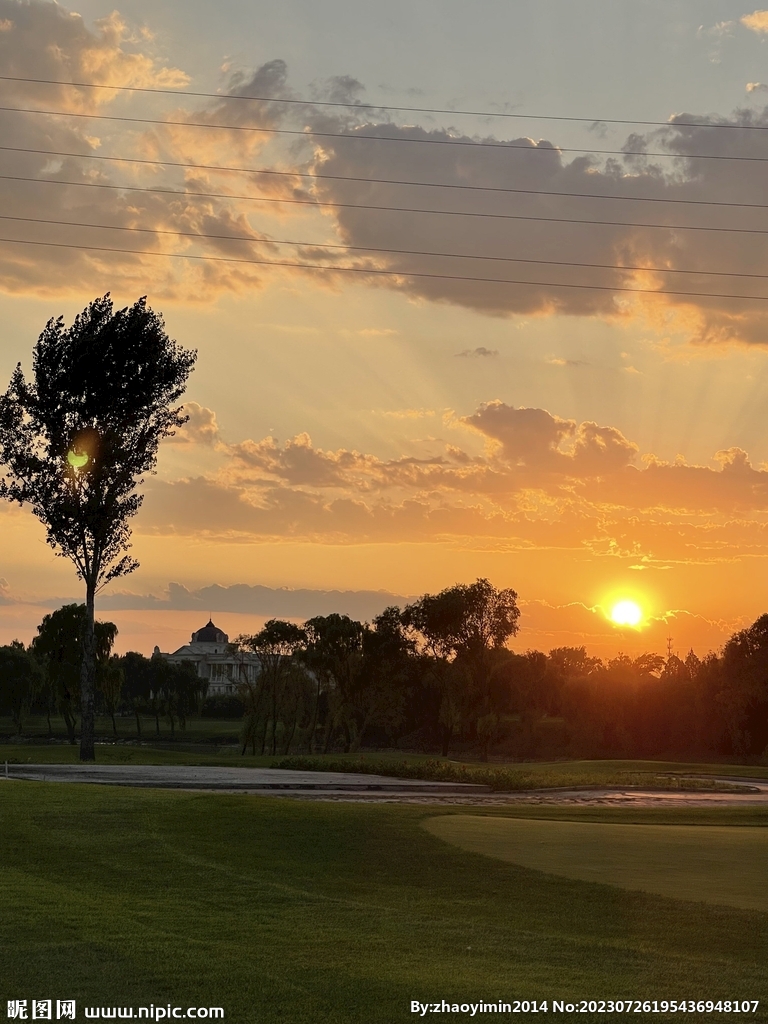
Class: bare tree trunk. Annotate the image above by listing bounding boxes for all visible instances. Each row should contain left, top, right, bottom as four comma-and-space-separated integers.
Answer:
134, 710, 142, 738
283, 712, 298, 754
271, 692, 278, 755
349, 707, 374, 754
111, 712, 117, 737
441, 724, 452, 758
62, 699, 77, 744
341, 717, 352, 754
323, 715, 334, 753
79, 581, 97, 761
305, 677, 322, 753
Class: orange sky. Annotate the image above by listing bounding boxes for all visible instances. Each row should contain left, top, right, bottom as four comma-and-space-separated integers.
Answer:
2, 1, 768, 660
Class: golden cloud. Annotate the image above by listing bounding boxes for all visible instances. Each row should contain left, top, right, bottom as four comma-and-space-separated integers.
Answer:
136, 401, 768, 567
741, 10, 768, 32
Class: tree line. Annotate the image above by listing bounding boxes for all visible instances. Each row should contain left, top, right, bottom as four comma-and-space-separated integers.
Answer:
0, 603, 203, 742
1, 578, 767, 760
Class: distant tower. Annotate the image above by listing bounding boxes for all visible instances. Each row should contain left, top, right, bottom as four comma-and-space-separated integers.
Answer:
666, 634, 674, 659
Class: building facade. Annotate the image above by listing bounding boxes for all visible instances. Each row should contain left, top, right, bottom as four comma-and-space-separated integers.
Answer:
158, 619, 260, 697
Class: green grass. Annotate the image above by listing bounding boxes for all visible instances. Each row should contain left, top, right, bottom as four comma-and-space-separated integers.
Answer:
0, 784, 766, 1023
1, 713, 243, 743
424, 815, 768, 911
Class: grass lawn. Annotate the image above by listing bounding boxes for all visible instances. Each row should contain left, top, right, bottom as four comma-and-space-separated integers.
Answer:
1, 714, 243, 744
424, 815, 768, 912
1, 783, 766, 1024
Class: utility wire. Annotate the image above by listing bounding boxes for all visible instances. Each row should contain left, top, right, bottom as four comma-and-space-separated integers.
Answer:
0, 233, 765, 301
0, 73, 766, 133
4, 143, 768, 210
5, 172, 768, 236
0, 104, 766, 164
2, 210, 767, 282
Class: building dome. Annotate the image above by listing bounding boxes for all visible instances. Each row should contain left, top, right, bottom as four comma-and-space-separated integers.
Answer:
192, 619, 229, 644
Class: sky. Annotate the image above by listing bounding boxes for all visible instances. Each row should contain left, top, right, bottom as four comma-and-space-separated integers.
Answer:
2, 0, 768, 657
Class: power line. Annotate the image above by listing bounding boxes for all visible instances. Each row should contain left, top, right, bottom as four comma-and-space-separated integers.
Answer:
3, 210, 768, 282
5, 171, 768, 236
1, 74, 766, 133
4, 143, 768, 211
0, 233, 765, 301
0, 103, 766, 164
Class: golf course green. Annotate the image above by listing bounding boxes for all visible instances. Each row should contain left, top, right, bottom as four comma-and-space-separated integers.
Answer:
424, 815, 768, 912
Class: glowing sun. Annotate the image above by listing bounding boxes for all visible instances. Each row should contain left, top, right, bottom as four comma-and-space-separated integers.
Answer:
610, 600, 643, 627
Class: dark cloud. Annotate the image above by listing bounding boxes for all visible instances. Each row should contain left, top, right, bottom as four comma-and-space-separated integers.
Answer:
0, 13, 766, 339
301, 105, 768, 343
98, 581, 413, 620
456, 346, 499, 358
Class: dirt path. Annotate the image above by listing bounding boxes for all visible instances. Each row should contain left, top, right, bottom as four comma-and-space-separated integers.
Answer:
3, 764, 767, 804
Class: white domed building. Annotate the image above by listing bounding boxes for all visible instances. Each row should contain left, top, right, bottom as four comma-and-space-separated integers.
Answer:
158, 619, 260, 696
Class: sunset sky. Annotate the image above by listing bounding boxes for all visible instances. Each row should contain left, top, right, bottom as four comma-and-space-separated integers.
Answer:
2, 0, 768, 658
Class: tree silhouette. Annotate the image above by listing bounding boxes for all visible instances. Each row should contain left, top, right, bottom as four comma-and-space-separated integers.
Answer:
0, 640, 42, 734
402, 578, 520, 757
31, 603, 118, 745
0, 295, 195, 760
237, 620, 308, 755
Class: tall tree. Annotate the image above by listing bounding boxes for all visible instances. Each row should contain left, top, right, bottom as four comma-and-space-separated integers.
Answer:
402, 578, 520, 757
352, 607, 415, 752
302, 614, 365, 753
237, 620, 308, 755
120, 651, 153, 737
0, 295, 195, 760
0, 641, 42, 734
99, 655, 124, 737
32, 604, 118, 744
719, 615, 768, 755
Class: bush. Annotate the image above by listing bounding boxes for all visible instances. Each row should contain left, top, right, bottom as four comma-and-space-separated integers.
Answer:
270, 756, 534, 790
201, 695, 244, 719
268, 756, 750, 793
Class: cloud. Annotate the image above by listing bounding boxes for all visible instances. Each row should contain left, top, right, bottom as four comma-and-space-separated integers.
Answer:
0, 7, 287, 299
456, 346, 499, 358
0, 14, 766, 340
746, 82, 768, 92
462, 401, 639, 478
546, 356, 589, 367
133, 399, 768, 565
741, 10, 768, 32
169, 402, 220, 445
697, 20, 735, 62
97, 581, 412, 620
0, 6, 188, 111
298, 103, 768, 344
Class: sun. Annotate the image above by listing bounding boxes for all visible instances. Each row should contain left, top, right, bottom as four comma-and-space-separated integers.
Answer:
610, 599, 643, 627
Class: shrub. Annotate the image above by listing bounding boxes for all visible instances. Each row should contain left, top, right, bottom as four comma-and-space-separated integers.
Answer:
201, 695, 245, 719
